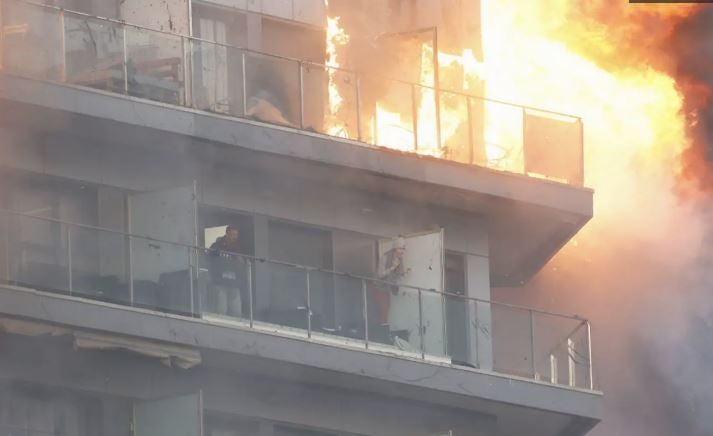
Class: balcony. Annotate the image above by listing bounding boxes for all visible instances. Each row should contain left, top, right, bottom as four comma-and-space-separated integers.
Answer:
0, 0, 584, 186
0, 208, 594, 390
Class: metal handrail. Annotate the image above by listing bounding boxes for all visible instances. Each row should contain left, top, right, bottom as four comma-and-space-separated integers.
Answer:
5, 0, 583, 123
0, 207, 586, 322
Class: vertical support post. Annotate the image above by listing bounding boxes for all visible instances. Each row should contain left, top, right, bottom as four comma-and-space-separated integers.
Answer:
241, 50, 248, 115
298, 61, 304, 129
188, 246, 195, 315
550, 354, 558, 384
432, 28, 442, 153
568, 337, 576, 387
305, 269, 311, 338
411, 83, 419, 151
530, 309, 536, 379
441, 291, 447, 357
247, 259, 254, 328
579, 118, 585, 186
0, 0, 5, 72
126, 195, 134, 305
522, 107, 528, 175
66, 226, 72, 295
587, 321, 594, 389
127, 234, 134, 305
182, 37, 191, 107
355, 74, 362, 142
122, 25, 128, 94
361, 279, 369, 349
472, 299, 479, 368
418, 288, 425, 359
58, 9, 66, 82
467, 97, 474, 164
4, 214, 11, 283
373, 101, 379, 146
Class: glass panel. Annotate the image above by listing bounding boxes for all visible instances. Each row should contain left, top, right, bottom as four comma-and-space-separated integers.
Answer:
244, 52, 300, 128
70, 226, 130, 305
197, 248, 250, 319
439, 91, 471, 163
1, 0, 62, 80
491, 304, 534, 378
360, 77, 415, 151
64, 13, 125, 93
481, 100, 525, 174
524, 109, 583, 185
532, 313, 581, 384
191, 40, 244, 117
413, 84, 438, 156
569, 323, 592, 388
445, 293, 471, 365
125, 26, 184, 105
252, 261, 308, 337
421, 289, 446, 358
375, 283, 423, 356
130, 237, 193, 315
310, 271, 365, 346
302, 64, 359, 140
8, 214, 69, 295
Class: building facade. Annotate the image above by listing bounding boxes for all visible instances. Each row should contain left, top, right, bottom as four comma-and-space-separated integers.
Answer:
0, 0, 600, 435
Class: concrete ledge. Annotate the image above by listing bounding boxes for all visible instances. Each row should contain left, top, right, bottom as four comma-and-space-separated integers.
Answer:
0, 284, 602, 425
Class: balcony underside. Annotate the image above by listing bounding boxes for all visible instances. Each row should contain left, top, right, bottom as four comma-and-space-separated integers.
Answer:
0, 284, 601, 436
0, 73, 593, 286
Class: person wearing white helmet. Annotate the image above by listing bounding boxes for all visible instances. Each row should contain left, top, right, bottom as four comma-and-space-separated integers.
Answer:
373, 236, 408, 325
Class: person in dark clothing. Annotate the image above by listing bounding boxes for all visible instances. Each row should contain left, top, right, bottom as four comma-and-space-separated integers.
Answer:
208, 225, 248, 317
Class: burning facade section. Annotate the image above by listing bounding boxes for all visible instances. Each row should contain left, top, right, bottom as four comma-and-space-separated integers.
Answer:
0, 0, 599, 436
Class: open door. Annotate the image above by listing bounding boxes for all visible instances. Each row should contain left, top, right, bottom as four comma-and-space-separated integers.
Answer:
378, 229, 445, 355
129, 184, 198, 314
134, 391, 203, 436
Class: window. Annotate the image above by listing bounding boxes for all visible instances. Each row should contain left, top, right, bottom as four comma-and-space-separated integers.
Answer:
0, 383, 102, 436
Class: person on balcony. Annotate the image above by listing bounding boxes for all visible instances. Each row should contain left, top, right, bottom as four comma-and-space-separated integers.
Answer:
208, 225, 247, 318
373, 236, 408, 326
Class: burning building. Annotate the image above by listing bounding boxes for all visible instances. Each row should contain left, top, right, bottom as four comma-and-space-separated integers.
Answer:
0, 0, 600, 435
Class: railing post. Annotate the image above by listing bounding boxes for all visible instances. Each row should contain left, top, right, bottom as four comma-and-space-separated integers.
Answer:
122, 24, 128, 94
522, 107, 528, 174
0, 0, 5, 72
58, 8, 66, 82
355, 74, 362, 142
418, 288, 425, 359
298, 61, 305, 129
472, 299, 479, 368
188, 246, 195, 315
579, 118, 585, 186
305, 269, 311, 338
550, 353, 558, 384
432, 30, 442, 153
182, 37, 191, 107
66, 226, 72, 295
411, 84, 419, 151
587, 320, 594, 389
127, 235, 134, 305
361, 279, 369, 349
567, 337, 576, 387
4, 214, 10, 283
247, 259, 254, 328
241, 50, 248, 115
467, 97, 474, 165
530, 309, 536, 378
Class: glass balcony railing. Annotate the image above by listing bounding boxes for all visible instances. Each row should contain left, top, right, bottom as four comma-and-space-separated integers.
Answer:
0, 208, 594, 390
0, 0, 585, 186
